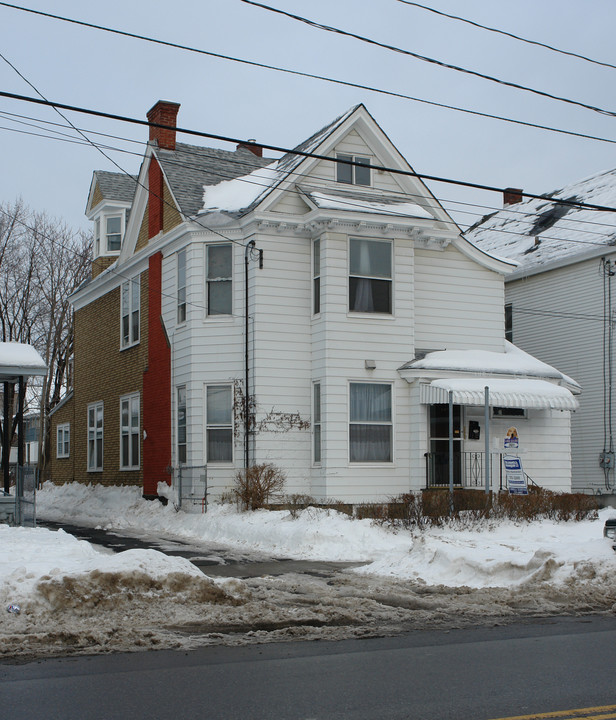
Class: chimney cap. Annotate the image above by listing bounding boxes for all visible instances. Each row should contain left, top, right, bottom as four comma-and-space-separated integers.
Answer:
146, 99, 181, 118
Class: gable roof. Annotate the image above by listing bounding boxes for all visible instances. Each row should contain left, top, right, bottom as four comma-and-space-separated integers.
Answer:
465, 168, 616, 273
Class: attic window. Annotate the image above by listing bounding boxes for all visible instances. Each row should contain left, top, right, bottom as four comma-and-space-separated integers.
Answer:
336, 154, 370, 186
106, 216, 122, 252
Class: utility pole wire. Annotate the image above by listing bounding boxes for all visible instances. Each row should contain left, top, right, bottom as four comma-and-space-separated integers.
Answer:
396, 0, 616, 72
2, 90, 616, 214
1, 3, 615, 146
243, 0, 616, 118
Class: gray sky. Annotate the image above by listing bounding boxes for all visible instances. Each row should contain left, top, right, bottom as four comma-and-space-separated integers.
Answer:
1, 0, 616, 233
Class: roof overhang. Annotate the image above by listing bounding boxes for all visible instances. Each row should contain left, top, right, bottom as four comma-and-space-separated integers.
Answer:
419, 378, 578, 410
0, 343, 47, 383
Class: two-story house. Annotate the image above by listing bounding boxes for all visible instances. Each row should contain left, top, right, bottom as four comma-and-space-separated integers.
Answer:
467, 174, 616, 496
49, 101, 579, 503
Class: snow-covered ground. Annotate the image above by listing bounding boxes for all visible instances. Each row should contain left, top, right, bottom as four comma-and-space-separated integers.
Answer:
2, 482, 616, 659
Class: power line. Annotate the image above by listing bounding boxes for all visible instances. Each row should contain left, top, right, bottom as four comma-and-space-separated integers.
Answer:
395, 0, 616, 72
1, 3, 616, 148
243, 0, 616, 118
3, 89, 616, 215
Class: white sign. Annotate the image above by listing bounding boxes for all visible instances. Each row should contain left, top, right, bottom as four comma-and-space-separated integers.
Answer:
504, 426, 520, 450
504, 455, 528, 495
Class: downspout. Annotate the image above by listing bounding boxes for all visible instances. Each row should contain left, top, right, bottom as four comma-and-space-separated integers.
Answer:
244, 240, 255, 470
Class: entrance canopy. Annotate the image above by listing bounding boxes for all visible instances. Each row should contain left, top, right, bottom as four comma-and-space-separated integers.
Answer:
0, 342, 47, 382
420, 378, 579, 410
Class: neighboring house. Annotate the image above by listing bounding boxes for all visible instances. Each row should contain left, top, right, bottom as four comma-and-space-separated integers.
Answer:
466, 174, 616, 495
49, 101, 580, 503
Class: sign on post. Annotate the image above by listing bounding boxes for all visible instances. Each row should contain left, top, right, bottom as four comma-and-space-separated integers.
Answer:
504, 455, 528, 495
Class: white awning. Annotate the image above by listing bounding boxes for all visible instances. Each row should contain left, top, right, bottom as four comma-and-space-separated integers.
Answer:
420, 378, 579, 410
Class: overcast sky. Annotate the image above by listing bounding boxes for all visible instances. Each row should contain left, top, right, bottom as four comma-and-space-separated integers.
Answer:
1, 0, 616, 233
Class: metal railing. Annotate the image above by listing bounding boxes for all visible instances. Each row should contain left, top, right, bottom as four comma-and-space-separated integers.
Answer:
424, 452, 539, 492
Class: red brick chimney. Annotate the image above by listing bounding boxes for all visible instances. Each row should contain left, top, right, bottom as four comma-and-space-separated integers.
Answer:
147, 100, 180, 151
503, 187, 523, 206
237, 139, 263, 157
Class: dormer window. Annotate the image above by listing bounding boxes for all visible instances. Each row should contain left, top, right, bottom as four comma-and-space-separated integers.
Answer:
336, 154, 371, 186
106, 215, 122, 252
95, 219, 101, 257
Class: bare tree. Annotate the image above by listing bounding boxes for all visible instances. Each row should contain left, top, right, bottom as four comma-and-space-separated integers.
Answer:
0, 199, 91, 476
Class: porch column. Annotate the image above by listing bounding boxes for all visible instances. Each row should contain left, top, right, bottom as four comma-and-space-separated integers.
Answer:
448, 390, 454, 514
3, 381, 10, 494
484, 386, 490, 494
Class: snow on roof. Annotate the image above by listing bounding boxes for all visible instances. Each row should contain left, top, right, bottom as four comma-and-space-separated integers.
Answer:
306, 191, 433, 219
401, 341, 579, 389
0, 342, 47, 379
465, 167, 616, 271
201, 162, 282, 213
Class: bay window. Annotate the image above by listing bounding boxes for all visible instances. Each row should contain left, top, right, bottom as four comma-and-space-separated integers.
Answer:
349, 382, 392, 463
349, 238, 392, 314
206, 384, 233, 463
207, 244, 232, 316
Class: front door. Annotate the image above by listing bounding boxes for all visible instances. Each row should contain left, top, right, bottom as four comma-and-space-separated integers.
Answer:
428, 404, 462, 486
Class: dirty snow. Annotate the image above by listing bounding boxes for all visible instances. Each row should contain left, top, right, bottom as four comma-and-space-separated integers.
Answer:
1, 482, 616, 659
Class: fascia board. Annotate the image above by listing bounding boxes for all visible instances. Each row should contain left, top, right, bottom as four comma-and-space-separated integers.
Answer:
398, 367, 562, 383
151, 148, 188, 223
506, 244, 616, 281
118, 150, 152, 265
449, 235, 518, 274
85, 174, 99, 216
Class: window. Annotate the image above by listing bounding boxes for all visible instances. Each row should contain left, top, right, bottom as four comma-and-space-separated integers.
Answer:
493, 407, 526, 418
349, 238, 392, 314
121, 276, 140, 347
177, 386, 187, 464
56, 423, 70, 459
120, 394, 140, 469
207, 244, 232, 316
313, 239, 321, 315
206, 385, 233, 463
177, 249, 187, 324
87, 402, 103, 471
94, 218, 101, 257
349, 383, 392, 463
106, 215, 122, 252
313, 383, 321, 464
505, 303, 513, 342
336, 154, 371, 186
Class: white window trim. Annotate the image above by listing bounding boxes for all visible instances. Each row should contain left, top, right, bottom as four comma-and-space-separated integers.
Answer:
177, 385, 187, 466
313, 381, 322, 466
120, 275, 141, 349
348, 380, 394, 465
120, 393, 140, 470
336, 153, 372, 186
312, 238, 321, 317
348, 237, 394, 316
205, 383, 234, 465
94, 218, 101, 258
206, 243, 233, 318
56, 423, 70, 459
105, 213, 124, 255
87, 401, 104, 472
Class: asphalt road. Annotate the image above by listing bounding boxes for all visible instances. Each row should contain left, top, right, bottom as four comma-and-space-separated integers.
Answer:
3, 616, 616, 719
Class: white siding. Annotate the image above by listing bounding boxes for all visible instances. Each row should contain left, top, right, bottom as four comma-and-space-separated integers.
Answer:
414, 246, 505, 351
506, 255, 614, 493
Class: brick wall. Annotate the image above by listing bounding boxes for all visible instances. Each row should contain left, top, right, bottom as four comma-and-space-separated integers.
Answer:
48, 395, 76, 484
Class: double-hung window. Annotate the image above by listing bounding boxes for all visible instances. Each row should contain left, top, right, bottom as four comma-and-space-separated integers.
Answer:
336, 154, 371, 186
349, 383, 392, 463
120, 394, 140, 470
349, 238, 392, 314
94, 218, 101, 257
206, 385, 233, 463
106, 215, 122, 252
121, 276, 140, 348
87, 402, 104, 471
313, 383, 321, 464
56, 423, 70, 459
206, 244, 232, 316
177, 249, 187, 324
177, 386, 187, 464
313, 239, 321, 315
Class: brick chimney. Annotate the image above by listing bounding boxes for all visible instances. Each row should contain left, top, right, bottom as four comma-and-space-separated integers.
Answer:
237, 139, 263, 157
503, 187, 523, 206
147, 100, 180, 151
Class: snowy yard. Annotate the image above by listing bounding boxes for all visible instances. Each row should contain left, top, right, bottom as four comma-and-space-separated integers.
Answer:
1, 482, 616, 659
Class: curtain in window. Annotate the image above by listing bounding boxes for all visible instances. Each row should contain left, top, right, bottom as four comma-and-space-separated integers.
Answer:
350, 383, 392, 462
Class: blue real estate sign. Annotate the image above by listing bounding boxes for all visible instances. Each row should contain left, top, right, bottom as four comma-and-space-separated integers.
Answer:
504, 455, 528, 495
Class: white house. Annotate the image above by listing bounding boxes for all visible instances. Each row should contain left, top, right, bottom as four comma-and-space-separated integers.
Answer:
467, 173, 616, 496
53, 101, 580, 503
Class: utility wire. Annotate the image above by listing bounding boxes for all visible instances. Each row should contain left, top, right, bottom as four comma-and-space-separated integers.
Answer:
243, 0, 616, 118
1, 3, 616, 147
396, 0, 616, 72
3, 89, 616, 215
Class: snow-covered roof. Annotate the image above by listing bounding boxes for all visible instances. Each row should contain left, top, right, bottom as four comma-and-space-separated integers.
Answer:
302, 190, 433, 219
0, 342, 47, 382
465, 168, 616, 272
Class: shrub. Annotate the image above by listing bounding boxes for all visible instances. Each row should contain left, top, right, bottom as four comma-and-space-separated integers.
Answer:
233, 463, 286, 511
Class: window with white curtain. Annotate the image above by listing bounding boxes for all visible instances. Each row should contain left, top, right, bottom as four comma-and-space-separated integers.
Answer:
177, 249, 186, 324
120, 393, 140, 470
313, 382, 321, 464
177, 386, 187, 464
349, 382, 392, 462
206, 384, 233, 463
121, 276, 140, 348
207, 244, 232, 316
349, 238, 392, 314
